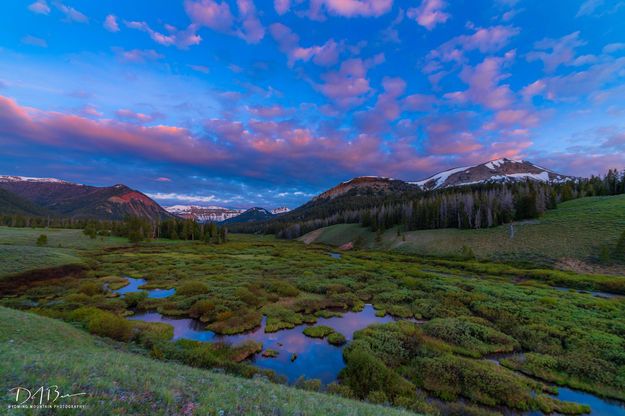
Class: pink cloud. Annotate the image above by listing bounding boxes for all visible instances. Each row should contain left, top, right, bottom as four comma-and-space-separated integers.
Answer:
425, 25, 519, 70
28, 0, 50, 15
316, 55, 383, 108
354, 76, 406, 133
55, 2, 88, 23
155, 177, 172, 182
309, 0, 394, 18
449, 56, 515, 111
184, 0, 265, 44
248, 105, 294, 118
114, 49, 164, 63
236, 0, 265, 43
270, 23, 341, 67
403, 94, 437, 112
184, 0, 234, 32
527, 31, 586, 73
115, 109, 161, 124
274, 0, 291, 15
125, 21, 201, 49
103, 15, 120, 32
407, 0, 449, 30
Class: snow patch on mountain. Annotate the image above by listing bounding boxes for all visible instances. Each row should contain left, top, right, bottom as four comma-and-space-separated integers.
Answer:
0, 175, 76, 185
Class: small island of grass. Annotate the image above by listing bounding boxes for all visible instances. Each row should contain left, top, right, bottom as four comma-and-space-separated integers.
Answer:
303, 325, 335, 339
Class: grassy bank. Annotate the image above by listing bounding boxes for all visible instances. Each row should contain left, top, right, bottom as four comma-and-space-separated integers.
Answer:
302, 194, 625, 270
0, 306, 415, 415
0, 227, 127, 277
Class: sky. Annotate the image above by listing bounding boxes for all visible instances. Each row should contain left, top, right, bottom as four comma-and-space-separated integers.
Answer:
1, 0, 625, 209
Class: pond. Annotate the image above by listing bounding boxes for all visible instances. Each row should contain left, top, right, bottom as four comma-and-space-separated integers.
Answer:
114, 277, 175, 299
128, 304, 397, 383
554, 286, 622, 299
329, 252, 342, 259
486, 354, 625, 416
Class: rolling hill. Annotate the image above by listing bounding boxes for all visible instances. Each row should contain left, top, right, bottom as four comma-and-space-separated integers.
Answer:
300, 194, 625, 272
0, 175, 171, 221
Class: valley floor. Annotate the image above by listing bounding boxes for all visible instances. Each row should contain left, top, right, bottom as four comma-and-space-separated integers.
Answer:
0, 219, 624, 415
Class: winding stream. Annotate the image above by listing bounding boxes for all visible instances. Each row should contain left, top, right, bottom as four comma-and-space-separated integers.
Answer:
114, 277, 625, 414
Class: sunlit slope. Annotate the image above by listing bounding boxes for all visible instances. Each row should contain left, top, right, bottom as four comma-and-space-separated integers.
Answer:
301, 194, 625, 267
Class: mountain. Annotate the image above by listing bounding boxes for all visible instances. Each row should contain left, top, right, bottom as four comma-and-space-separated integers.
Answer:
271, 207, 291, 215
222, 207, 275, 224
165, 205, 245, 223
0, 187, 49, 217
313, 176, 419, 201
0, 175, 171, 221
413, 158, 574, 191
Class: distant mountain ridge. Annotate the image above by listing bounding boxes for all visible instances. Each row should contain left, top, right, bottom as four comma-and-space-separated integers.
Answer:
0, 175, 171, 221
222, 207, 275, 224
165, 205, 245, 223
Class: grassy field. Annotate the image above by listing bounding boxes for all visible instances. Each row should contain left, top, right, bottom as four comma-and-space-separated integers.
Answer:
0, 306, 414, 416
0, 227, 128, 277
302, 194, 625, 269
1, 225, 624, 414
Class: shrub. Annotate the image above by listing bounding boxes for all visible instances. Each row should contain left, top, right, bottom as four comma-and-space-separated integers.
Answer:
36, 234, 47, 246
77, 281, 103, 296
303, 325, 335, 339
188, 299, 216, 321
176, 281, 209, 296
327, 332, 347, 346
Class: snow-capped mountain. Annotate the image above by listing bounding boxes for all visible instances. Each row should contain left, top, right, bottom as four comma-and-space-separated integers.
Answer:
413, 158, 574, 191
165, 205, 244, 223
271, 207, 291, 215
0, 175, 171, 221
0, 175, 76, 185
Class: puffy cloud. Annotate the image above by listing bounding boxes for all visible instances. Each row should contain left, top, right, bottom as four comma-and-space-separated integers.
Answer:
247, 105, 294, 118
103, 15, 120, 32
425, 25, 519, 70
274, 0, 291, 15
446, 56, 515, 111
527, 31, 586, 73
317, 59, 371, 108
309, 0, 394, 18
236, 0, 265, 43
354, 76, 406, 133
28, 0, 50, 14
407, 0, 449, 30
184, 0, 264, 44
125, 20, 201, 49
270, 23, 341, 67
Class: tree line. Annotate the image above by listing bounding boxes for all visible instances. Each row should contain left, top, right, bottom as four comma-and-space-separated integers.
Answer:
1, 214, 228, 244
229, 169, 625, 239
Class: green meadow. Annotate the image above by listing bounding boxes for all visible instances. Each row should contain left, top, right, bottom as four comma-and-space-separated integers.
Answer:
304, 194, 625, 270
0, 216, 624, 415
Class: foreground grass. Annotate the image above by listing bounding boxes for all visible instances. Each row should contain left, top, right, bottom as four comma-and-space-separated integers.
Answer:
0, 306, 415, 416
303, 194, 625, 269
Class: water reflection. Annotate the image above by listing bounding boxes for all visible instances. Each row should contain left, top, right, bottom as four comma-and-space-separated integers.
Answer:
114, 277, 175, 299
128, 304, 396, 383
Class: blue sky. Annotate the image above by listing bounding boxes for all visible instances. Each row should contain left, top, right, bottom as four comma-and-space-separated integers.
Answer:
1, 0, 625, 209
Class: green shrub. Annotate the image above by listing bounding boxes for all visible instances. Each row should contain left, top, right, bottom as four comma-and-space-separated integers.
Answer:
327, 332, 347, 346
77, 281, 103, 296
36, 234, 47, 246
188, 299, 216, 320
303, 325, 335, 338
176, 281, 209, 296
